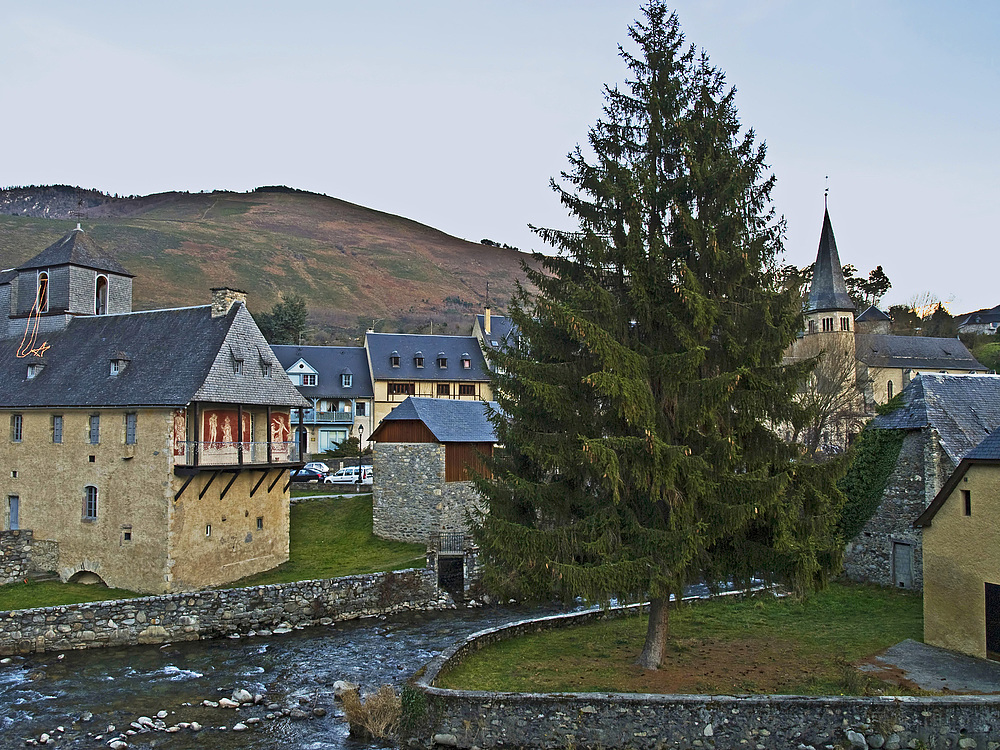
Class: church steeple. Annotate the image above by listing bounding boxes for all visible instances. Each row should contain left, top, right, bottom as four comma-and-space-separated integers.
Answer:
808, 208, 855, 313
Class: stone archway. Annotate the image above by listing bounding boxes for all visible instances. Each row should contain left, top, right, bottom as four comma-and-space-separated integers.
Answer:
66, 568, 108, 586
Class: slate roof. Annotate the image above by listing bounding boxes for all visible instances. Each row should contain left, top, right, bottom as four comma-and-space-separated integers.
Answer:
16, 228, 133, 277
871, 373, 1000, 463
856, 333, 986, 372
365, 332, 489, 382
808, 208, 855, 313
956, 304, 1000, 327
375, 396, 498, 443
0, 302, 307, 408
0, 269, 16, 285
475, 313, 518, 349
856, 306, 891, 323
271, 345, 374, 399
965, 427, 1000, 461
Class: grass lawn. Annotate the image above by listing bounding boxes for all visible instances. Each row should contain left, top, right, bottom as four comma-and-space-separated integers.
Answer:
0, 493, 424, 612
438, 583, 924, 696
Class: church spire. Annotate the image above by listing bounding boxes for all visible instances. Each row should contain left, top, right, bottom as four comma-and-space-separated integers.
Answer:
808, 207, 855, 313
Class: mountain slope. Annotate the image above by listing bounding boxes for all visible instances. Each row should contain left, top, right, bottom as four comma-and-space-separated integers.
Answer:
0, 186, 533, 342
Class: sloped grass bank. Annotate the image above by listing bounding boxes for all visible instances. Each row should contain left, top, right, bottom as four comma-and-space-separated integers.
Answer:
438, 583, 923, 696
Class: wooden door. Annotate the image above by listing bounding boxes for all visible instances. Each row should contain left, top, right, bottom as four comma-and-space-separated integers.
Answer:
892, 542, 913, 589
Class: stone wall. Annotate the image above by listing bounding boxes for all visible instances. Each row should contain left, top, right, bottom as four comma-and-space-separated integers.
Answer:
0, 567, 447, 656
842, 429, 948, 591
374, 443, 481, 544
402, 608, 1000, 750
0, 529, 33, 584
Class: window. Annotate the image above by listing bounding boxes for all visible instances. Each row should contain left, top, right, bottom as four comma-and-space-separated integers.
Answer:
437, 353, 447, 368
27, 364, 39, 379
963, 489, 972, 516
52, 415, 63, 444
125, 413, 137, 445
807, 320, 817, 334
233, 359, 244, 376
461, 353, 471, 369
414, 352, 424, 368
301, 373, 317, 386
83, 486, 98, 521
840, 316, 851, 331
10, 414, 22, 442
356, 401, 367, 416
262, 362, 272, 377
388, 382, 415, 395
110, 359, 121, 376
437, 383, 450, 396
342, 373, 353, 388
256, 516, 264, 531
37, 272, 49, 313
205, 524, 212, 537
821, 317, 834, 332
887, 381, 893, 401
390, 351, 400, 368
95, 275, 108, 315
459, 384, 476, 396
89, 414, 100, 444
7, 495, 19, 530
122, 530, 132, 542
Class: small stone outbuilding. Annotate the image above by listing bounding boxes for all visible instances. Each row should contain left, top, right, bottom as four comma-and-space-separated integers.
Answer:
917, 427, 1000, 660
843, 373, 1000, 591
370, 397, 496, 545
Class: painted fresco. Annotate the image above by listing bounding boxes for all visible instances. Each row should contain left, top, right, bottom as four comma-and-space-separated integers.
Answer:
203, 409, 238, 447
172, 409, 186, 457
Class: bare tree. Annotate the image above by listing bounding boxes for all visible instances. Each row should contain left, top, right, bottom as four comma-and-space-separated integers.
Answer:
791, 345, 870, 458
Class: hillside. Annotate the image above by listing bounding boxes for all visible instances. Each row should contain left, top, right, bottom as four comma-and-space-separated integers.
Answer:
0, 185, 534, 343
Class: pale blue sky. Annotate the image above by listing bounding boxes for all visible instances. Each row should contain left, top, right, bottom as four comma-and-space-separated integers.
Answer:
1, 1, 997, 313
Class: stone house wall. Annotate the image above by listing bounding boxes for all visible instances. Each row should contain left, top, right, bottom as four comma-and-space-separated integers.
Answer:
402, 608, 1000, 750
0, 567, 445, 656
842, 428, 956, 591
0, 529, 33, 584
373, 443, 481, 544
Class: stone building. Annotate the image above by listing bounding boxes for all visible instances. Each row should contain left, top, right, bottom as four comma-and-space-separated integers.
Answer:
272, 345, 375, 455
916, 427, 1000, 660
370, 397, 496, 545
0, 228, 308, 594
842, 373, 1000, 591
364, 332, 492, 425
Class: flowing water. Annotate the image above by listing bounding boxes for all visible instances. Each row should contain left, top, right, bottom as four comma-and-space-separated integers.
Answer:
0, 604, 563, 750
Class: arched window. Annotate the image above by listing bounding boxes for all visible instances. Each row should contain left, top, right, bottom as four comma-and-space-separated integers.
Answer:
37, 272, 49, 313
95, 275, 108, 315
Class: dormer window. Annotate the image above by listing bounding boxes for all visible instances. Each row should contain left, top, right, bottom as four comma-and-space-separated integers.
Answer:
95, 275, 108, 315
342, 373, 353, 388
37, 272, 49, 313
110, 352, 130, 377
26, 363, 43, 379
390, 351, 400, 368
414, 351, 424, 368
461, 352, 471, 369
233, 359, 244, 376
437, 352, 447, 368
262, 362, 272, 377
301, 373, 316, 386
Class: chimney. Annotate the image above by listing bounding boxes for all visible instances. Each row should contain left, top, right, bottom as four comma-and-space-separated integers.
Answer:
211, 287, 247, 318
484, 306, 491, 335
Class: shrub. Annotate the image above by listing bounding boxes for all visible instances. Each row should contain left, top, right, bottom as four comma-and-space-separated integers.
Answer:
341, 685, 401, 739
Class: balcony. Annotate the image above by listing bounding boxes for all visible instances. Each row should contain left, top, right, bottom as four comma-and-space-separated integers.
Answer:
299, 409, 355, 424
174, 440, 302, 468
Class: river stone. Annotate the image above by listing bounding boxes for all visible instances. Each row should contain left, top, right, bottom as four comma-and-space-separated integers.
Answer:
218, 698, 240, 708
202, 700, 219, 708
332, 680, 358, 697
80, 712, 93, 722
846, 730, 867, 748
868, 734, 886, 749
289, 709, 310, 720
108, 742, 127, 750
433, 734, 459, 746
190, 722, 203, 731
156, 710, 168, 719
312, 708, 327, 717
232, 689, 253, 704
38, 735, 49, 745
232, 723, 248, 731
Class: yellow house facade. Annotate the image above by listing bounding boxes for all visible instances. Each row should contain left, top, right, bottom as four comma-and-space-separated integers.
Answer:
916, 428, 1000, 660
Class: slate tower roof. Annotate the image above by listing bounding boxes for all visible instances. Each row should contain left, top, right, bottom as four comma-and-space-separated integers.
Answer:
17, 226, 133, 277
808, 209, 855, 313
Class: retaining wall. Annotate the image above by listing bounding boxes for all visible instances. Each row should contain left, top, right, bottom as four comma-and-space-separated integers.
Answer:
0, 529, 33, 585
402, 608, 1000, 750
0, 567, 447, 656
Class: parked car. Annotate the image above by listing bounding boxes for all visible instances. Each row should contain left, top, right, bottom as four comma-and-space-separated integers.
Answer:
303, 461, 331, 476
290, 467, 326, 483
324, 465, 374, 486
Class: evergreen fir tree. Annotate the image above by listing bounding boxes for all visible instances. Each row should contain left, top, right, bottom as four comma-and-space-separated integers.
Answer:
473, 2, 845, 669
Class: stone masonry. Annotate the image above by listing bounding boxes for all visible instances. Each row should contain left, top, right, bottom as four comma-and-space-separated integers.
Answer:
0, 567, 448, 656
403, 608, 1000, 750
0, 529, 33, 585
373, 443, 482, 544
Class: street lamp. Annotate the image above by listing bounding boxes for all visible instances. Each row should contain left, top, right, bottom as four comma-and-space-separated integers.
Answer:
357, 423, 364, 489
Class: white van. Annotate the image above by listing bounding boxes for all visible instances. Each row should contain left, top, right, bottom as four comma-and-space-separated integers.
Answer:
324, 465, 374, 486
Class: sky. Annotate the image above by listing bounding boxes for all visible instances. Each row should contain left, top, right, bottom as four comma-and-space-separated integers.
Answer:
2, 1, 997, 314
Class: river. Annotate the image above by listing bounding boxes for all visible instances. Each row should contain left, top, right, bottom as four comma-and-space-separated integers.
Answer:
0, 603, 563, 750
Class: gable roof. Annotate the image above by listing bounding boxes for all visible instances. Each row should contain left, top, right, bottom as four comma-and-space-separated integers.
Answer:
915, 426, 1000, 528
808, 208, 855, 313
856, 306, 891, 323
871, 373, 1000, 463
956, 304, 1000, 327
0, 302, 307, 408
856, 333, 986, 372
16, 228, 133, 277
365, 332, 489, 382
475, 313, 518, 349
373, 396, 497, 443
271, 345, 374, 399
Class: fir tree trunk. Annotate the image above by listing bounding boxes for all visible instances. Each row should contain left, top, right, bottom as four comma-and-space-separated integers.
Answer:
636, 596, 670, 670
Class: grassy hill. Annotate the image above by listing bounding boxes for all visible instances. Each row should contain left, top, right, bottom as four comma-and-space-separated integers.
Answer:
0, 185, 533, 342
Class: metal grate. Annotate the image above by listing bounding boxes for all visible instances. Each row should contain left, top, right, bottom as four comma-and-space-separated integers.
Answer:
433, 532, 466, 553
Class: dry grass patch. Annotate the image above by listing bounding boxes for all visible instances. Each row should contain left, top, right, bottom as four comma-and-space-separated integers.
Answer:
341, 685, 401, 739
